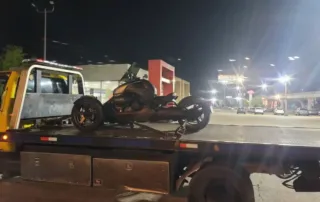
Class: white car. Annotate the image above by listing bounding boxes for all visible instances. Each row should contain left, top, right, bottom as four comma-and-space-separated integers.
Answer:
254, 107, 264, 115
274, 108, 285, 115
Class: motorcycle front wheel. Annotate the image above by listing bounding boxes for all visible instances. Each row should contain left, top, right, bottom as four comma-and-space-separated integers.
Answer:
71, 97, 104, 132
178, 97, 211, 133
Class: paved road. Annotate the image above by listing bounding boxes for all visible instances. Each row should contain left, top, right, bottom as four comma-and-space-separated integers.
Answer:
213, 112, 320, 202
211, 111, 320, 128
2, 112, 320, 202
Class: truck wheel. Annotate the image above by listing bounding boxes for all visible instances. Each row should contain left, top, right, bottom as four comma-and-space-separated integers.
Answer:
188, 165, 254, 202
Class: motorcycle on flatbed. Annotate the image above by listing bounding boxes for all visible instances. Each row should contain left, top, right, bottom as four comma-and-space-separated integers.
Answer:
71, 73, 212, 133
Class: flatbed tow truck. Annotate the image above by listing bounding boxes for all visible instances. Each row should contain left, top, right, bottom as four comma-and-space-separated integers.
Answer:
1, 60, 320, 202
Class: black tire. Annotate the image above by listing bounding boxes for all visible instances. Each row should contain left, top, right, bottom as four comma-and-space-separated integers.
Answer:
71, 97, 104, 132
178, 97, 211, 133
188, 165, 255, 202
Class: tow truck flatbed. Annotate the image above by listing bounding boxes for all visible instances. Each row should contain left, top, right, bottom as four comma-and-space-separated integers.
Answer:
4, 123, 320, 160
3, 123, 320, 202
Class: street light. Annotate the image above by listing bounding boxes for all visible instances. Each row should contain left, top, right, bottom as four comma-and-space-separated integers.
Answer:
236, 76, 244, 83
288, 56, 300, 61
31, 1, 55, 60
245, 57, 250, 60
278, 75, 292, 115
217, 69, 223, 72
229, 59, 236, 62
270, 64, 275, 67
278, 75, 292, 84
211, 89, 218, 94
261, 83, 268, 90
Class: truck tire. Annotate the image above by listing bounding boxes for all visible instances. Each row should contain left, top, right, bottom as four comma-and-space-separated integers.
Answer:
188, 165, 254, 202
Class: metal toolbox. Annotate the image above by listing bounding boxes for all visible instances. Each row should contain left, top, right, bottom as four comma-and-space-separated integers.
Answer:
21, 152, 91, 186
93, 158, 170, 194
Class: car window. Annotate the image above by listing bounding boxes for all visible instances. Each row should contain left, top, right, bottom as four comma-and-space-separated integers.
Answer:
27, 77, 68, 94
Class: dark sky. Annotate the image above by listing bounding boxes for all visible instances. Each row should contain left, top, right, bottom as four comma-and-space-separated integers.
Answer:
1, 0, 320, 92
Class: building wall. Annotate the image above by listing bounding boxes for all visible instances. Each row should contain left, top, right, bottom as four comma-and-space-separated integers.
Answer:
175, 76, 190, 102
78, 63, 190, 103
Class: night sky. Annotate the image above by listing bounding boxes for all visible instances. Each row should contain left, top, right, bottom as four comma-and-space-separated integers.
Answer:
1, 0, 320, 93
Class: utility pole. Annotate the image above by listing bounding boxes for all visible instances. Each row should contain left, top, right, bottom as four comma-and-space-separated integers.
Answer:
31, 1, 55, 60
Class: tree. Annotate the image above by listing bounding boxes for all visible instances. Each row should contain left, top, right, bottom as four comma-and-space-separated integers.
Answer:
251, 96, 263, 107
0, 45, 25, 70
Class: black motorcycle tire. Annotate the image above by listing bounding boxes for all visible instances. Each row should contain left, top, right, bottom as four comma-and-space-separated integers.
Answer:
71, 97, 104, 132
178, 97, 211, 133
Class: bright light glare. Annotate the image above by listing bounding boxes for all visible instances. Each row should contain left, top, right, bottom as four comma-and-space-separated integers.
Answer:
245, 57, 250, 60
261, 83, 268, 90
243, 66, 247, 68
270, 64, 275, 67
211, 89, 218, 94
294, 56, 300, 59
217, 69, 223, 72
211, 98, 217, 103
237, 76, 244, 83
235, 97, 241, 101
229, 59, 236, 62
288, 57, 295, 61
236, 86, 240, 90
278, 75, 292, 83
275, 94, 280, 99
220, 80, 228, 85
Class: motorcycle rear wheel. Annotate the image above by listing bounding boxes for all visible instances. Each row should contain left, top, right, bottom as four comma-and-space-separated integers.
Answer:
178, 97, 211, 133
71, 98, 104, 132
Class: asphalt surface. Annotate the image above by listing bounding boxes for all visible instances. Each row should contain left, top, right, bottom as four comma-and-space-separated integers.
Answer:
1, 112, 320, 202
212, 112, 320, 202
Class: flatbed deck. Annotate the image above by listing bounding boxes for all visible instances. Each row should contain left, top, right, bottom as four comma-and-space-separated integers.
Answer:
5, 123, 320, 159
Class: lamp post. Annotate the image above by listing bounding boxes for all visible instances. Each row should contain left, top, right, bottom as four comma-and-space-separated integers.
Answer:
278, 75, 292, 116
31, 1, 55, 60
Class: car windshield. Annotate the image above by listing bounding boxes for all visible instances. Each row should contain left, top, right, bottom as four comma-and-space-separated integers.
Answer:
0, 72, 10, 106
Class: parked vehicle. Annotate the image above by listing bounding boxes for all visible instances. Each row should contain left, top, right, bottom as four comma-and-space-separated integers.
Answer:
236, 107, 246, 114
254, 107, 264, 115
308, 109, 319, 116
71, 71, 211, 133
274, 108, 285, 115
295, 108, 309, 116
247, 107, 255, 113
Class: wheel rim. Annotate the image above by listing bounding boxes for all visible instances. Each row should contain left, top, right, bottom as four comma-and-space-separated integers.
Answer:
74, 104, 97, 128
183, 103, 206, 126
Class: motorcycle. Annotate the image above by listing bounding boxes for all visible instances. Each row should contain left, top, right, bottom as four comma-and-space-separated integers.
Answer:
71, 72, 212, 133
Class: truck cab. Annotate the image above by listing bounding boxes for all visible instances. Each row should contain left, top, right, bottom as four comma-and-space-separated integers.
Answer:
0, 59, 85, 152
